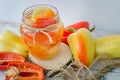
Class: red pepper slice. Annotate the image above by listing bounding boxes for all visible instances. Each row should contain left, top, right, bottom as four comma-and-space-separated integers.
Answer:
0, 52, 25, 70
32, 18, 57, 28
6, 62, 44, 80
62, 21, 89, 44
0, 65, 8, 70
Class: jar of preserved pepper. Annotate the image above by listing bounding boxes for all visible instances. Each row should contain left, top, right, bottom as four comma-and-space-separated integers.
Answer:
20, 4, 64, 60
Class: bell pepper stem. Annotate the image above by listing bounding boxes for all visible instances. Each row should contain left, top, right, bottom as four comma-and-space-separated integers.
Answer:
90, 25, 96, 32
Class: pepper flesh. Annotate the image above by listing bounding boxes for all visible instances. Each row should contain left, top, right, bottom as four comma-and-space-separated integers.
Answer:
0, 52, 25, 70
6, 62, 44, 80
68, 28, 95, 66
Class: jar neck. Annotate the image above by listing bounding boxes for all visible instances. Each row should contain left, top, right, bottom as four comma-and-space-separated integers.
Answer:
22, 4, 59, 29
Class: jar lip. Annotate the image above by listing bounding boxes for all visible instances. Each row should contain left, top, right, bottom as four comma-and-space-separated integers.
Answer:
23, 4, 58, 21
22, 4, 59, 29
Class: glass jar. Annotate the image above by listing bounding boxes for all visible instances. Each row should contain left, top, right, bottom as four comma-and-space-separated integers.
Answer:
20, 4, 64, 60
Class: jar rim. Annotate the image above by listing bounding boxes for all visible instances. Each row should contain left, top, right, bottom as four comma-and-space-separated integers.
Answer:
23, 4, 58, 21
22, 4, 59, 29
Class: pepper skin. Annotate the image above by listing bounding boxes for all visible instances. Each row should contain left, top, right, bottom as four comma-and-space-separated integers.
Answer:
68, 28, 95, 67
95, 35, 120, 59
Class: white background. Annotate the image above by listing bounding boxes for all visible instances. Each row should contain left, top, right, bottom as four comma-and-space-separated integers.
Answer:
0, 0, 120, 32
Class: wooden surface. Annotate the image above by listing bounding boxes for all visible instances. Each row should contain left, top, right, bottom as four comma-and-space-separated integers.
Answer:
29, 43, 72, 70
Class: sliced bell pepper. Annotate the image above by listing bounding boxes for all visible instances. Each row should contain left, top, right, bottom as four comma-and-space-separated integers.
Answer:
6, 62, 44, 80
62, 21, 89, 44
0, 52, 25, 63
0, 52, 25, 70
0, 65, 8, 70
68, 28, 95, 67
0, 30, 28, 58
0, 52, 44, 80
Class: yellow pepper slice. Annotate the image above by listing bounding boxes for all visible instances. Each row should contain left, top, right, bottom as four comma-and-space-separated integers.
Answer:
0, 30, 28, 58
